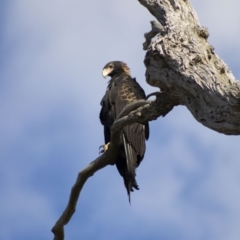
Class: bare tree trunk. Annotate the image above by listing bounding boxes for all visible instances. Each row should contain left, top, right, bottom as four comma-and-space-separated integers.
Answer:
52, 1, 240, 239
139, 0, 240, 134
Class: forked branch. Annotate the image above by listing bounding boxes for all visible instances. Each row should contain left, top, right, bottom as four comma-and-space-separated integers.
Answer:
52, 0, 240, 238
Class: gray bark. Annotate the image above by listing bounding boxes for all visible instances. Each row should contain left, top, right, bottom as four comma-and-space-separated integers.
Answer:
52, 1, 240, 239
139, 0, 240, 134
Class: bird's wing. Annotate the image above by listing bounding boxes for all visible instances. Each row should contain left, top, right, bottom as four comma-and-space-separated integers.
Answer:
113, 76, 148, 165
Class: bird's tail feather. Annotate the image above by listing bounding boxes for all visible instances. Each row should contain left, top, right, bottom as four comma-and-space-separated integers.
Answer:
122, 133, 139, 202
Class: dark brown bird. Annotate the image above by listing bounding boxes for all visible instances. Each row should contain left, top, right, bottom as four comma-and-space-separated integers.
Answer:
99, 61, 149, 202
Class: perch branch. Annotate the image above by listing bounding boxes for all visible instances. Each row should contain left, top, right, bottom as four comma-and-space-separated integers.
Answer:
52, 0, 240, 238
51, 93, 178, 240
52, 93, 177, 240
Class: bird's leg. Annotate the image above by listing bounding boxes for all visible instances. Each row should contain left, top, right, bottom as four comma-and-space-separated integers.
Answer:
99, 142, 110, 154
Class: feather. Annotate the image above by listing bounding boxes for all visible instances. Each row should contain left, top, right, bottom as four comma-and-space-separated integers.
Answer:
99, 61, 149, 201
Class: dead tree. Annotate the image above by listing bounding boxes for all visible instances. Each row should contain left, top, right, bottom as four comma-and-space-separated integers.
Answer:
52, 0, 240, 239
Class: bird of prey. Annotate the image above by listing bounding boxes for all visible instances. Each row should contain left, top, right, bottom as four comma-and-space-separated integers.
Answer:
99, 61, 149, 201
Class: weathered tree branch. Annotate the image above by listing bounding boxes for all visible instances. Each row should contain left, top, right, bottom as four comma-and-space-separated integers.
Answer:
52, 93, 178, 240
52, 1, 240, 239
139, 0, 240, 134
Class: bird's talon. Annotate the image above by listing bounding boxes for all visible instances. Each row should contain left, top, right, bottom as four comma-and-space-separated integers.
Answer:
98, 142, 110, 154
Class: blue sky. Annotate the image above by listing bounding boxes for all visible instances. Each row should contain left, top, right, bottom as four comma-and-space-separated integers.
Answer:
0, 1, 240, 240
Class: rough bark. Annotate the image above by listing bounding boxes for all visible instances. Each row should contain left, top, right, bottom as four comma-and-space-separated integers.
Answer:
52, 1, 240, 239
139, 0, 240, 134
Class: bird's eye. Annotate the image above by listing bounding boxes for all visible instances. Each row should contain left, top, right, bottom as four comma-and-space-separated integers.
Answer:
109, 64, 113, 69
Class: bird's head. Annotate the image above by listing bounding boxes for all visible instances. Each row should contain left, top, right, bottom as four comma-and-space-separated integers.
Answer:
102, 61, 130, 78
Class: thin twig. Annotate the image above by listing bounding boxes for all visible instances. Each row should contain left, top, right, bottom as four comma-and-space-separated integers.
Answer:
143, 21, 166, 50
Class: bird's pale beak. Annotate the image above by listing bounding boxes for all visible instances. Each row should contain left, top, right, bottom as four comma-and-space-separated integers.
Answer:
102, 68, 111, 78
